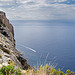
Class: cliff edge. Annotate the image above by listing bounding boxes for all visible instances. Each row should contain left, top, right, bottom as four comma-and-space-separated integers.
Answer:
0, 11, 30, 69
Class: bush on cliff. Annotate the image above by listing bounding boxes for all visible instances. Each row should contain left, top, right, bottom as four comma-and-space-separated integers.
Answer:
0, 65, 75, 75
25, 65, 75, 75
0, 65, 21, 75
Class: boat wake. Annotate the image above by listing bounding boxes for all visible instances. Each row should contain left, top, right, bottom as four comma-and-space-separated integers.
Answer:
18, 44, 36, 53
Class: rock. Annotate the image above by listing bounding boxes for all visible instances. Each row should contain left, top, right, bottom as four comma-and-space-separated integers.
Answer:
0, 64, 2, 69
0, 11, 30, 70
17, 56, 31, 70
4, 53, 10, 58
0, 59, 3, 64
21, 70, 26, 75
2, 63, 8, 66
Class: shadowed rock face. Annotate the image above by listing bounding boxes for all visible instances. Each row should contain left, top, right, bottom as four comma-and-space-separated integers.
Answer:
17, 56, 31, 70
0, 11, 30, 70
0, 11, 14, 38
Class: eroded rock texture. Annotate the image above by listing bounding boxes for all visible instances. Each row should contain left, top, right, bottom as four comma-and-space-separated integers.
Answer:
0, 11, 30, 69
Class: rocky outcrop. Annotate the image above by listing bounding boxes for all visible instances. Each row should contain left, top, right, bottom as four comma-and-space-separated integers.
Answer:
0, 11, 14, 37
0, 11, 14, 44
0, 11, 30, 69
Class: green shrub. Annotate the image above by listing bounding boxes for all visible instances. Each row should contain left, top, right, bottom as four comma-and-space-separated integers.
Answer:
15, 69, 21, 75
0, 65, 21, 75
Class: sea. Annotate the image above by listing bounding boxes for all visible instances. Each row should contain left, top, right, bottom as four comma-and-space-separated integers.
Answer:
11, 20, 75, 72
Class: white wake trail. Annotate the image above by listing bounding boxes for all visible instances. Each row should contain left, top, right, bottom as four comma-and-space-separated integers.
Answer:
18, 44, 36, 52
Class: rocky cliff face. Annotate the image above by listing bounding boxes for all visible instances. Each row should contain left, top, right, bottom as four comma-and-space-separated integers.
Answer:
0, 11, 30, 69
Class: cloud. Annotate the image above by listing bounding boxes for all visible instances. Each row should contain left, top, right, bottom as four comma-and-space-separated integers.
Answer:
54, 0, 67, 2
0, 0, 75, 20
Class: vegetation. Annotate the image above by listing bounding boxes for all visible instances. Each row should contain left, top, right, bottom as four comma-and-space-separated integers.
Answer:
0, 65, 21, 75
25, 65, 75, 75
0, 64, 74, 75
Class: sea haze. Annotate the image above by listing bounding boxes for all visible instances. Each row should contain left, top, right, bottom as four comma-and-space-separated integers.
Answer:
11, 20, 75, 72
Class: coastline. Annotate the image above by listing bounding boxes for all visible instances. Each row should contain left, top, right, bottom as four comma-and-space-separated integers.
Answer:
0, 11, 30, 70
0, 11, 75, 75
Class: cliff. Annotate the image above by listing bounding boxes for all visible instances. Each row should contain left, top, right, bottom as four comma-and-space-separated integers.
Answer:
0, 11, 30, 69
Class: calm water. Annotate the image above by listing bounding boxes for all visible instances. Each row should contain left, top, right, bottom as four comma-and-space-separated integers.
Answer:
11, 20, 75, 72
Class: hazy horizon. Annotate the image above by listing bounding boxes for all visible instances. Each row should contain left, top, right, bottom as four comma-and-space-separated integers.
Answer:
0, 0, 75, 21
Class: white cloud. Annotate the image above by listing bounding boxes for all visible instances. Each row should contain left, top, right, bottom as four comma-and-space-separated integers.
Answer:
0, 0, 13, 1
0, 0, 75, 20
54, 0, 67, 2
0, 0, 15, 6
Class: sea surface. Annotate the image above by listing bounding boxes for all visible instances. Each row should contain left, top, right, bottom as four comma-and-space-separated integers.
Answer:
11, 20, 75, 72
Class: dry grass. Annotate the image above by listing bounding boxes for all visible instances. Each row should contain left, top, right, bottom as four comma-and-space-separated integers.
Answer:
21, 64, 75, 75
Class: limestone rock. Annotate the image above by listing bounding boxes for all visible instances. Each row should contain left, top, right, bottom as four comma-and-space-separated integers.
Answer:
0, 11, 30, 70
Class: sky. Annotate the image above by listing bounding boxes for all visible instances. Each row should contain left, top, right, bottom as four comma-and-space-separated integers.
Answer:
0, 0, 75, 20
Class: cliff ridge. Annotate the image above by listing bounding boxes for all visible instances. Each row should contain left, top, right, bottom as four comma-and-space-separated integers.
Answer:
0, 11, 30, 69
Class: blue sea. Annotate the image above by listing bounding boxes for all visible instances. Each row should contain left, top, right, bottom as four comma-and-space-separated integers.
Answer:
11, 20, 75, 72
